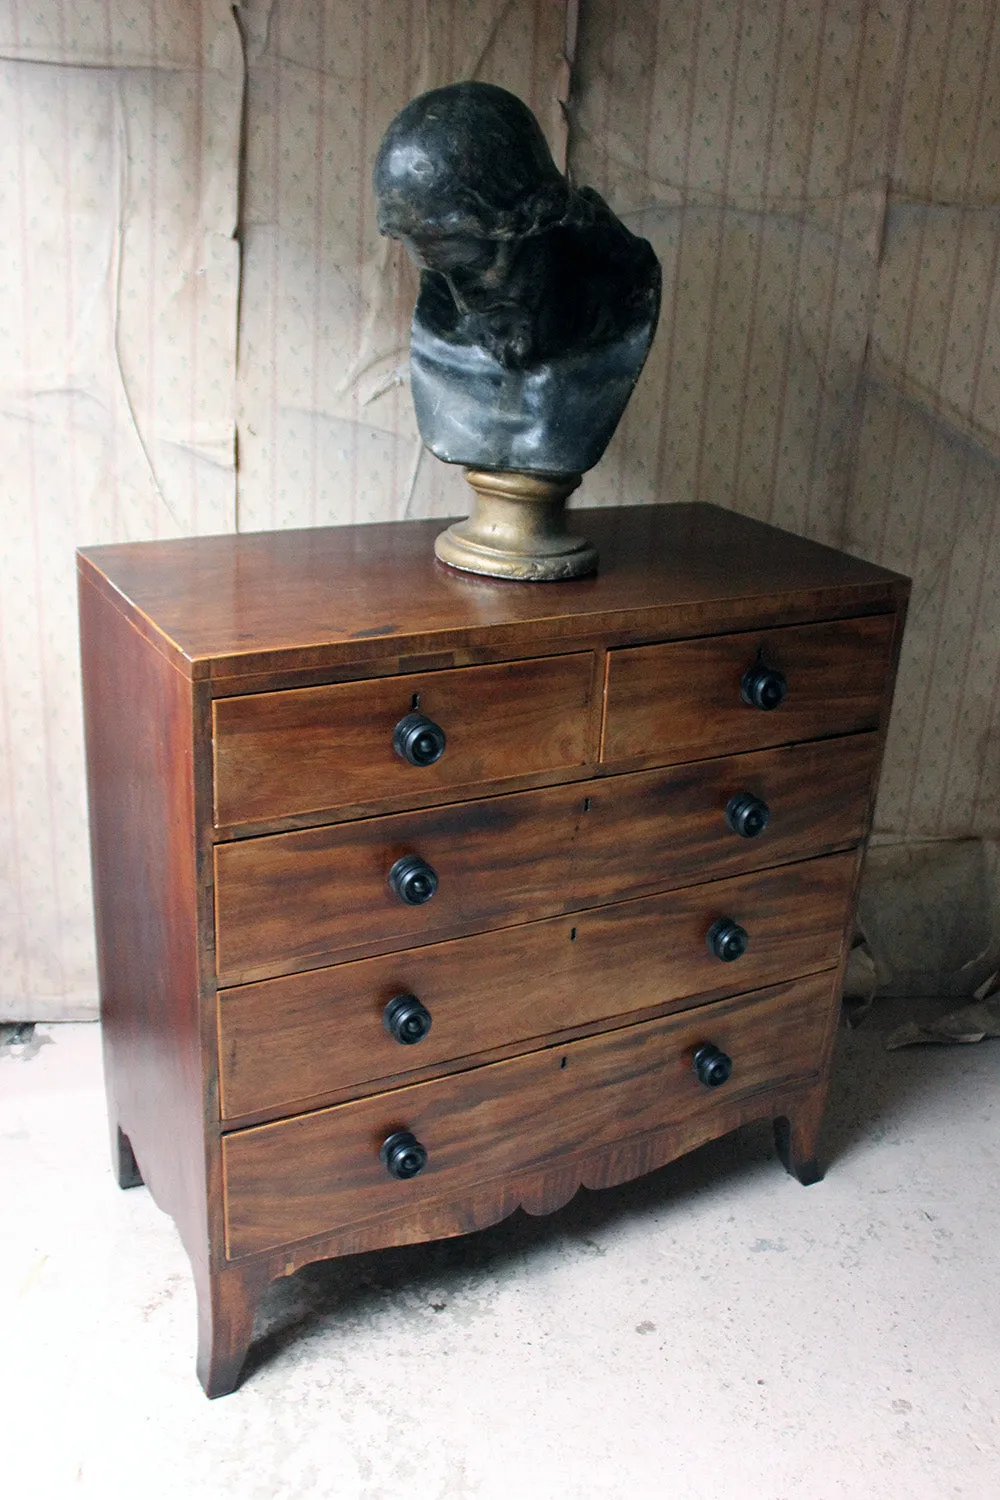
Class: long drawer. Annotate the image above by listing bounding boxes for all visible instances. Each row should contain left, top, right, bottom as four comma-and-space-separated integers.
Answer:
217, 852, 858, 1119
602, 614, 895, 767
214, 653, 595, 827
222, 972, 836, 1259
214, 733, 878, 985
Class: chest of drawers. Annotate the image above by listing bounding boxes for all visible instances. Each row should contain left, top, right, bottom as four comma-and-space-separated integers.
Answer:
78, 502, 908, 1397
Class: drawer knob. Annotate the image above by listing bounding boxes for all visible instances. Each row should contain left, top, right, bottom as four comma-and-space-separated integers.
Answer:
741, 663, 787, 711
393, 711, 446, 767
380, 1130, 428, 1180
693, 1043, 733, 1089
383, 993, 433, 1045
388, 854, 439, 906
706, 916, 749, 962
725, 791, 770, 838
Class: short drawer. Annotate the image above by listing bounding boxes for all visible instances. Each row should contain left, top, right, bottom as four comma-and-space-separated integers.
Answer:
213, 653, 594, 827
214, 733, 878, 985
217, 852, 857, 1119
222, 972, 836, 1258
602, 614, 896, 767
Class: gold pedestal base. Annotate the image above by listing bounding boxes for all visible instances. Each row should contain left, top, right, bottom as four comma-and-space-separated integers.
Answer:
434, 469, 598, 581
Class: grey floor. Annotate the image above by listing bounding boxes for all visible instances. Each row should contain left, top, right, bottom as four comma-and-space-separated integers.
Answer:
3, 1006, 998, 1500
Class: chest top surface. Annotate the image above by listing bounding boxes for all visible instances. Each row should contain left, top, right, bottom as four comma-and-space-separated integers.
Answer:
77, 503, 909, 682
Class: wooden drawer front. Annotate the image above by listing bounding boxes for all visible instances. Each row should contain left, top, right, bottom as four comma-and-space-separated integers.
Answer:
223, 973, 835, 1258
214, 733, 877, 986
213, 653, 594, 827
602, 614, 896, 767
217, 851, 857, 1119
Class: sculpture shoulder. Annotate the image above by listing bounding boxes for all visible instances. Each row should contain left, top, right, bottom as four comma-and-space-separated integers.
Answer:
558, 187, 661, 330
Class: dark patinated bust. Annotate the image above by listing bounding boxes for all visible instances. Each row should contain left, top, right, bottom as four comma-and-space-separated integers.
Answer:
374, 82, 661, 478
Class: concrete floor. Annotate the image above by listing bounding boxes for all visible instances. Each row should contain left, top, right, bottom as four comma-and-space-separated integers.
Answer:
2, 1009, 998, 1500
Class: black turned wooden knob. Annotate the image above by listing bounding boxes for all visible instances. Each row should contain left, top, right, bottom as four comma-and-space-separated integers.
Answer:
741, 663, 787, 710
393, 711, 446, 767
388, 854, 438, 905
725, 791, 770, 838
693, 1043, 733, 1089
380, 1130, 428, 1179
383, 993, 433, 1045
706, 916, 749, 962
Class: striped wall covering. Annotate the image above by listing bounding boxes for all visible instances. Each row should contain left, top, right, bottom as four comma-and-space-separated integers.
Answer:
568, 1, 1000, 857
1, 0, 997, 1017
0, 1, 243, 1019
234, 0, 571, 532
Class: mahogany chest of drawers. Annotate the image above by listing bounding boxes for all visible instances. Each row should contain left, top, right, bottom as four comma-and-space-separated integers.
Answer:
78, 502, 908, 1397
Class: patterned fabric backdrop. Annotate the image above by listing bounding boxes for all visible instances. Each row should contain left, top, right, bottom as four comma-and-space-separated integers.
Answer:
1, 0, 998, 1017
569, 0, 1000, 856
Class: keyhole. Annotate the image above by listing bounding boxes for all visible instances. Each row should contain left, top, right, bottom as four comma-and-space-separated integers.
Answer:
560, 1056, 568, 1069
411, 692, 421, 710
583, 797, 591, 812
569, 927, 577, 942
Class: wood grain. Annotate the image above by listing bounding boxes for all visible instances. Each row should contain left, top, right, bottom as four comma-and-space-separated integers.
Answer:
77, 502, 909, 1395
602, 613, 896, 765
217, 851, 857, 1120
222, 973, 833, 1259
218, 1080, 826, 1287
78, 575, 212, 1272
214, 733, 879, 985
213, 652, 594, 826
77, 503, 909, 685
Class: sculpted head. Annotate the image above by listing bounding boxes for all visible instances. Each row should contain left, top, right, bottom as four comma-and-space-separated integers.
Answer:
374, 82, 568, 245
374, 83, 571, 363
